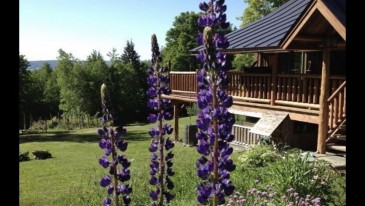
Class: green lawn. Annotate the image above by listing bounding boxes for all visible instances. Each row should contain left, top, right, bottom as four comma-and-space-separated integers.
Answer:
20, 116, 345, 206
20, 116, 231, 206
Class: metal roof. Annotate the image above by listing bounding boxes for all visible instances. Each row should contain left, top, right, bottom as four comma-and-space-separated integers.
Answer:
322, 0, 346, 27
192, 0, 313, 52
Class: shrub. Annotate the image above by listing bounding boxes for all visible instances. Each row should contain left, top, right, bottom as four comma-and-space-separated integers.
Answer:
265, 151, 332, 202
237, 145, 281, 168
227, 180, 322, 206
186, 103, 199, 117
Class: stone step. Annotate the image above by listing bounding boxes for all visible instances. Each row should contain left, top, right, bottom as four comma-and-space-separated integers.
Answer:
333, 134, 346, 141
339, 124, 346, 131
327, 144, 346, 152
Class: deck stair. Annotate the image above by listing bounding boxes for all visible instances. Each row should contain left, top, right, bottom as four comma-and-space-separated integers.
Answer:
326, 119, 346, 154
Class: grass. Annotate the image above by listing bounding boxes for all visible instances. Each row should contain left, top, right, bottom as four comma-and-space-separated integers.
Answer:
20, 116, 210, 206
20, 115, 345, 205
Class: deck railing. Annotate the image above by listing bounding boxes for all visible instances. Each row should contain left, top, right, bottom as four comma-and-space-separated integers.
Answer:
169, 71, 345, 111
327, 81, 346, 130
170, 71, 197, 92
228, 72, 272, 99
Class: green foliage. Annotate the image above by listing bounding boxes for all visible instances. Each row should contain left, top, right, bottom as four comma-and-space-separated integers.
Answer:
29, 63, 60, 119
186, 103, 199, 117
121, 40, 141, 73
121, 41, 148, 122
237, 145, 281, 168
19, 54, 32, 128
240, 0, 289, 27
162, 12, 201, 71
265, 151, 332, 202
232, 53, 255, 71
19, 116, 345, 205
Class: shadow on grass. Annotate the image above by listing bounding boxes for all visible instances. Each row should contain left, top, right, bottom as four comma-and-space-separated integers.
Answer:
19, 130, 149, 144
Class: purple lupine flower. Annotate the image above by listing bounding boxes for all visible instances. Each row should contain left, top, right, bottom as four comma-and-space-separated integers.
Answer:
195, 1, 235, 205
100, 175, 112, 187
99, 156, 110, 168
149, 188, 160, 201
98, 83, 132, 205
147, 34, 175, 205
103, 197, 112, 206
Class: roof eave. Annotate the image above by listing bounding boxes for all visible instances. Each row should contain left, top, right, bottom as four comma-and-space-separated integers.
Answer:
316, 0, 346, 41
281, 0, 318, 49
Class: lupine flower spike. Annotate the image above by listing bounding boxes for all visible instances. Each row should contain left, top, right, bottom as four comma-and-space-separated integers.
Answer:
147, 34, 175, 206
98, 83, 132, 206
195, 0, 236, 205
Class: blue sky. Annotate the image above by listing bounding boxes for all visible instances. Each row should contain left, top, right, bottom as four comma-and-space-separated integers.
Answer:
20, 0, 246, 61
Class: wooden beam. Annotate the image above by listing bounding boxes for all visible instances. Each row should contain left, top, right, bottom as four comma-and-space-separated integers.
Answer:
270, 53, 278, 105
317, 48, 330, 154
233, 96, 270, 104
169, 71, 196, 75
317, 0, 346, 41
229, 105, 319, 124
294, 35, 326, 42
230, 101, 319, 115
163, 94, 197, 103
275, 100, 319, 109
173, 103, 180, 141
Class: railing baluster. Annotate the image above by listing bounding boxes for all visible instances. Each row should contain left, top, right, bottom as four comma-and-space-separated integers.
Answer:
308, 79, 312, 104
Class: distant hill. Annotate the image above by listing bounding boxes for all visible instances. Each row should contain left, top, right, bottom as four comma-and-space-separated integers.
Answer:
28, 60, 112, 70
28, 60, 58, 70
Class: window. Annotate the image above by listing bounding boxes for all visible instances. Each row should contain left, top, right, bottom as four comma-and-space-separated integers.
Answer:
278, 51, 322, 74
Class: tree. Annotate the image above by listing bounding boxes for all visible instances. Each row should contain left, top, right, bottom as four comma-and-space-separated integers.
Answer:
56, 49, 82, 116
120, 41, 148, 122
30, 63, 60, 119
232, 53, 255, 71
84, 50, 111, 116
121, 40, 141, 74
162, 11, 202, 71
19, 54, 31, 128
240, 0, 289, 27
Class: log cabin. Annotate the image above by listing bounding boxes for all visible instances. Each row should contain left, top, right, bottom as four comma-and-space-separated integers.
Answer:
164, 0, 345, 154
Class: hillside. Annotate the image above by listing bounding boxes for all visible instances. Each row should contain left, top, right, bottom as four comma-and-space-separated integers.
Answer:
28, 60, 58, 70
28, 60, 113, 70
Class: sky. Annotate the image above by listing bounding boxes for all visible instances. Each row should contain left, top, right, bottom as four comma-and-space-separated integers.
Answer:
20, 0, 246, 61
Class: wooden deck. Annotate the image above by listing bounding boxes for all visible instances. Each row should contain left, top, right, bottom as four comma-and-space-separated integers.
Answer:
166, 71, 345, 127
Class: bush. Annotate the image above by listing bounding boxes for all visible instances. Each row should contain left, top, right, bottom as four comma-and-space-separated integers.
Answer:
227, 182, 322, 206
265, 151, 332, 202
186, 103, 199, 117
237, 145, 281, 168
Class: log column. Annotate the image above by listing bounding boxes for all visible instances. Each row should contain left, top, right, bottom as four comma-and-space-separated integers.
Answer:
173, 103, 180, 141
270, 53, 278, 105
317, 48, 330, 154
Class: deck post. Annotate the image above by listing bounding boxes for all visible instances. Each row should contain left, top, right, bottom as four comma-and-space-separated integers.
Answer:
270, 53, 278, 105
173, 103, 180, 141
317, 48, 330, 154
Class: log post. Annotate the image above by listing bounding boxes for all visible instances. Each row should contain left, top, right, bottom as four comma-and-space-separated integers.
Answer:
173, 103, 180, 141
270, 53, 278, 105
317, 48, 330, 154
